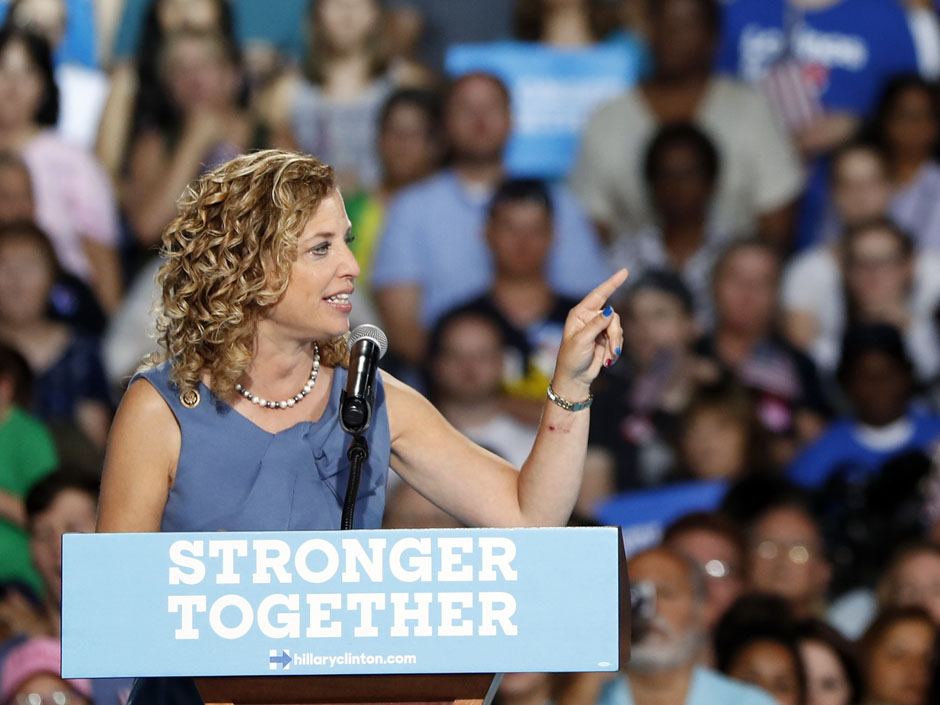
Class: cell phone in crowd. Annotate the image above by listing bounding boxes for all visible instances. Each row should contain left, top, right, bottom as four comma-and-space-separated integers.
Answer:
630, 580, 657, 643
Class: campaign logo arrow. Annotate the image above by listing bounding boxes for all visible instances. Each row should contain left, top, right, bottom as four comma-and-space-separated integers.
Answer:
269, 650, 292, 669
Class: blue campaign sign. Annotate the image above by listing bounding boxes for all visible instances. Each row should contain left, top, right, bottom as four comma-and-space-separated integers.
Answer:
594, 480, 728, 556
61, 527, 621, 678
446, 41, 638, 179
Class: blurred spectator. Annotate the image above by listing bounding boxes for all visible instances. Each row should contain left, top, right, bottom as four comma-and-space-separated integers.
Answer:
121, 28, 263, 247
274, 0, 429, 193
0, 637, 92, 705
372, 72, 606, 367
590, 546, 776, 705
695, 239, 830, 465
0, 26, 120, 313
95, 0, 236, 179
570, 0, 802, 248
858, 606, 935, 705
0, 343, 55, 595
795, 619, 863, 705
110, 0, 308, 69
676, 379, 770, 482
0, 221, 111, 451
425, 309, 536, 470
877, 542, 940, 624
609, 123, 723, 322
588, 271, 715, 491
446, 0, 640, 180
23, 471, 96, 636
717, 0, 919, 250
713, 594, 807, 705
717, 0, 918, 158
384, 0, 514, 72
868, 74, 940, 252
1, 0, 107, 148
785, 216, 940, 381
788, 324, 940, 490
663, 512, 747, 631
0, 152, 105, 336
746, 500, 831, 619
344, 87, 443, 320
442, 178, 579, 420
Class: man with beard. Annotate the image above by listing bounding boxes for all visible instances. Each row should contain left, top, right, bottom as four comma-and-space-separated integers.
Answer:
595, 547, 777, 705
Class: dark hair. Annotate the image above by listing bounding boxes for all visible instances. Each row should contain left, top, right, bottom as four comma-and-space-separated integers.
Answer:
710, 237, 782, 292
678, 377, 770, 479
0, 341, 33, 407
379, 87, 442, 134
133, 0, 236, 135
512, 0, 609, 41
444, 72, 512, 114
842, 216, 915, 261
836, 323, 914, 385
721, 475, 812, 528
623, 268, 696, 316
487, 178, 554, 220
0, 219, 59, 278
304, 0, 386, 84
647, 0, 721, 35
643, 122, 720, 186
663, 511, 747, 563
714, 593, 808, 705
867, 73, 940, 157
426, 309, 506, 362
424, 308, 507, 401
0, 26, 58, 126
829, 139, 890, 187
859, 605, 936, 671
797, 619, 864, 705
24, 469, 100, 526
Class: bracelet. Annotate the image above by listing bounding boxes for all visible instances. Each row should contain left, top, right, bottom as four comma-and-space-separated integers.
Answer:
546, 383, 593, 411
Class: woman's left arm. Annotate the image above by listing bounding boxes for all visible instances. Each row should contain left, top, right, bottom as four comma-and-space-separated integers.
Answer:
386, 269, 627, 528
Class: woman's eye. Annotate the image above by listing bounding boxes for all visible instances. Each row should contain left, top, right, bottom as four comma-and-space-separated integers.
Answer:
310, 242, 330, 255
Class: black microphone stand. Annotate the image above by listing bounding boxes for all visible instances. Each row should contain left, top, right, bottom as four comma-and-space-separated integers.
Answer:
340, 434, 369, 530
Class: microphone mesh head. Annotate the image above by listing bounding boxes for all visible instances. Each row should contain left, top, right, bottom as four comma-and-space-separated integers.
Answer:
348, 324, 388, 359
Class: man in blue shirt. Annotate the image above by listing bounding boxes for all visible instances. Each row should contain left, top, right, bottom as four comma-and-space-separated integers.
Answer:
372, 72, 608, 367
592, 546, 778, 705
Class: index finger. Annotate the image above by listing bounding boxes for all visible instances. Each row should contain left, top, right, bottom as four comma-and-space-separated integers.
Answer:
578, 268, 629, 312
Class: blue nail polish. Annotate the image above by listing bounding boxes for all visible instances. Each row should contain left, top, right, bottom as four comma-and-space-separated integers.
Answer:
615, 347, 621, 356
603, 305, 613, 317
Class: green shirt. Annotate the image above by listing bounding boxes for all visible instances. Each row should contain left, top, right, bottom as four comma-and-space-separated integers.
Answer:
0, 406, 57, 594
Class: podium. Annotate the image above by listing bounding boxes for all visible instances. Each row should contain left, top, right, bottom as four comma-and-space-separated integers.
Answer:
62, 527, 629, 705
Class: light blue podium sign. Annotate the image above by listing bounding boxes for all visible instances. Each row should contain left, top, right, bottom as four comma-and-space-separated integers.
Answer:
62, 527, 624, 679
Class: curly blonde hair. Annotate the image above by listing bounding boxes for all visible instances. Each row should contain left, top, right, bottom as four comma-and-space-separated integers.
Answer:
150, 149, 348, 401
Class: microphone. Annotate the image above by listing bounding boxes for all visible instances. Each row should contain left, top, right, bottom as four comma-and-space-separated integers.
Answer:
340, 324, 388, 435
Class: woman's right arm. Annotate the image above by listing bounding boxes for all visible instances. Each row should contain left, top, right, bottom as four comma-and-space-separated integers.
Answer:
96, 378, 179, 533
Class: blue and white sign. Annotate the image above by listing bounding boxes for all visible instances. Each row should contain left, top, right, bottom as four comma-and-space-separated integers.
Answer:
446, 41, 638, 179
61, 527, 621, 678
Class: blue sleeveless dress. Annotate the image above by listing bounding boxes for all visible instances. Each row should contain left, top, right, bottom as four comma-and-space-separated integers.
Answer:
127, 362, 391, 704
134, 361, 390, 532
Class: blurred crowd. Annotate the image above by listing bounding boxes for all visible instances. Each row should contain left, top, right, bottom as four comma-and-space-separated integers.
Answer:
2, 0, 940, 704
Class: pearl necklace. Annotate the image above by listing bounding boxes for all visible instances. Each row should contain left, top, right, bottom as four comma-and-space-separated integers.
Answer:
235, 344, 320, 410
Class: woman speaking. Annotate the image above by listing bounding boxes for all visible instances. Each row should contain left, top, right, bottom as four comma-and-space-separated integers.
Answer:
96, 148, 625, 537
